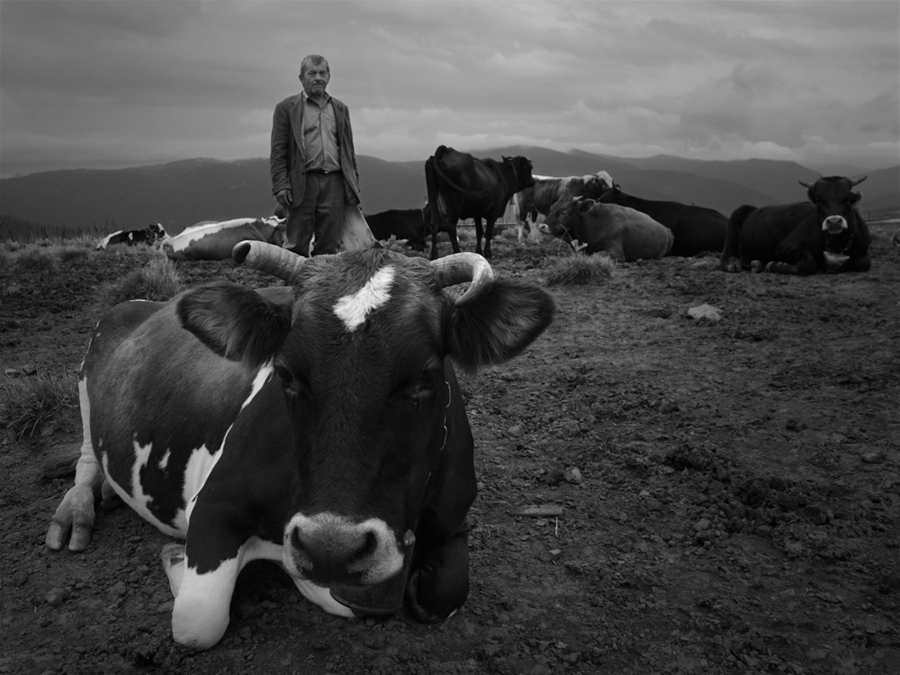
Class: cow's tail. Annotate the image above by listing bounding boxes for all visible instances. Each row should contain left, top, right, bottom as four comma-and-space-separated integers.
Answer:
720, 204, 757, 272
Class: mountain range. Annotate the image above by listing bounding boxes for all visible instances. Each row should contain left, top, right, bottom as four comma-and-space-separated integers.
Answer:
1, 147, 897, 237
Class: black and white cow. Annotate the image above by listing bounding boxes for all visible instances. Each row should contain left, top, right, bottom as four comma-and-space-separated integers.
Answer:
45, 243, 555, 650
720, 176, 871, 275
161, 217, 285, 261
96, 223, 167, 250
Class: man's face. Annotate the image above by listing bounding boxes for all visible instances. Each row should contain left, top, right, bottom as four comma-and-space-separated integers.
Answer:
301, 63, 330, 99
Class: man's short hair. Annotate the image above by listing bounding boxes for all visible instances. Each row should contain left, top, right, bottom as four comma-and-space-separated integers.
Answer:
300, 54, 329, 78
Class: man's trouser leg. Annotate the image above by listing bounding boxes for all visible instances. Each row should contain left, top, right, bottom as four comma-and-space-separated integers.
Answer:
311, 173, 345, 256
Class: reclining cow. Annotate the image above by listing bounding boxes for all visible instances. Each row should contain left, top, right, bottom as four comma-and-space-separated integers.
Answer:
96, 223, 167, 250
162, 216, 285, 261
514, 172, 614, 245
45, 243, 555, 650
541, 194, 673, 261
598, 183, 727, 257
720, 176, 871, 275
364, 208, 428, 251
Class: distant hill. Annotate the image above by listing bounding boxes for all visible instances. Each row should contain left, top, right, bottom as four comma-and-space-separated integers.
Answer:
1, 149, 896, 237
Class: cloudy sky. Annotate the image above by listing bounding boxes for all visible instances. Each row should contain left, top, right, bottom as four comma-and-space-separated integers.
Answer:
1, 0, 898, 179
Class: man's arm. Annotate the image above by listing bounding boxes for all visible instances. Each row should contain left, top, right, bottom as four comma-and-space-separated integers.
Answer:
270, 101, 293, 199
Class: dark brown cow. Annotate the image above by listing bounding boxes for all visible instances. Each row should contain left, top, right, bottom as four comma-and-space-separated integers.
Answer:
424, 145, 535, 259
45, 244, 554, 650
598, 184, 727, 257
720, 176, 871, 275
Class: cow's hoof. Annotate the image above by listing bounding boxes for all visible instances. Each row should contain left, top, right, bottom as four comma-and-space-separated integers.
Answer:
751, 260, 765, 273
161, 543, 186, 597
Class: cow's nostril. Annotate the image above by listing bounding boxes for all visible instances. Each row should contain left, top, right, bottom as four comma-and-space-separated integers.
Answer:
290, 526, 304, 552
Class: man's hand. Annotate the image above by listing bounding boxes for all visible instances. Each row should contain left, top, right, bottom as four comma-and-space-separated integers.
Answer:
275, 189, 293, 209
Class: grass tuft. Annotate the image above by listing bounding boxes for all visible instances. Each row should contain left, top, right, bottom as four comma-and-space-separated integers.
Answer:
0, 372, 79, 441
14, 245, 58, 274
96, 254, 185, 307
544, 252, 615, 286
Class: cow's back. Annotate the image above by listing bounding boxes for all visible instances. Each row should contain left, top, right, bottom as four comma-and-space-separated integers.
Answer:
580, 204, 671, 261
83, 288, 292, 530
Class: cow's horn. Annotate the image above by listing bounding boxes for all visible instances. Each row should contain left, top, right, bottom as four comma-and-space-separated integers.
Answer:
798, 180, 812, 189
851, 176, 868, 187
431, 252, 494, 306
232, 240, 308, 280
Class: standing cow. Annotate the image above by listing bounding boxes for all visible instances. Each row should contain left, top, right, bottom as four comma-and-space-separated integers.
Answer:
598, 184, 727, 257
720, 176, 871, 275
542, 194, 673, 261
45, 243, 555, 650
514, 172, 614, 245
424, 145, 535, 259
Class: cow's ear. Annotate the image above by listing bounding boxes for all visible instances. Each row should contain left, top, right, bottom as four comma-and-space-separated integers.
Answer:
578, 198, 595, 213
177, 282, 292, 368
447, 280, 555, 373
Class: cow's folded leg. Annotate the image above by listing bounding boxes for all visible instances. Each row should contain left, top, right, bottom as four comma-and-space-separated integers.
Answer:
46, 383, 102, 552
170, 548, 242, 650
161, 543, 187, 597
405, 527, 470, 623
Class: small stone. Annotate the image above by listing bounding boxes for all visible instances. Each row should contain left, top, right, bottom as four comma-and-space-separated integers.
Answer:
687, 304, 722, 323
694, 518, 711, 532
861, 450, 885, 464
507, 425, 524, 438
45, 588, 68, 606
563, 467, 583, 484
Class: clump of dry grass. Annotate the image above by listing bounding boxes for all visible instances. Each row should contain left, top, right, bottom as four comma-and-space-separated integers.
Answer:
544, 252, 615, 286
0, 371, 79, 441
96, 253, 185, 307
57, 246, 90, 263
14, 245, 58, 274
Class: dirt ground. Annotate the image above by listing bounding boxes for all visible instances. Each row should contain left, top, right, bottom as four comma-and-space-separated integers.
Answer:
1, 224, 898, 675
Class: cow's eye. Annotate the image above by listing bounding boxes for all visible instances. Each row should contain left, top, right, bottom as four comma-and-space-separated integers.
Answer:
275, 365, 306, 398
408, 370, 438, 405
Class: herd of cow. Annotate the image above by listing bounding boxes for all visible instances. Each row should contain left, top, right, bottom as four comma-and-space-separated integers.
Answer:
48, 149, 873, 651
96, 145, 872, 277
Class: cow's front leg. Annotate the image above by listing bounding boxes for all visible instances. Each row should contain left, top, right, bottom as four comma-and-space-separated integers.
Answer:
767, 246, 817, 275
46, 381, 103, 552
846, 254, 871, 272
405, 525, 470, 623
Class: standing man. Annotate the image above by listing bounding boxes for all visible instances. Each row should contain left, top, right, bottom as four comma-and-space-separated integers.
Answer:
270, 54, 361, 256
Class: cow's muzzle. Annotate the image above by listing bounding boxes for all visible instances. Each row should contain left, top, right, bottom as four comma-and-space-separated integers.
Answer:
821, 216, 847, 235
283, 512, 414, 615
284, 512, 407, 584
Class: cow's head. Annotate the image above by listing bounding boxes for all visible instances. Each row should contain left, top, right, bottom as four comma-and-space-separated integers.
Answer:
503, 155, 536, 190
799, 176, 866, 238
541, 194, 595, 242
147, 222, 167, 243
598, 182, 624, 203
176, 244, 554, 613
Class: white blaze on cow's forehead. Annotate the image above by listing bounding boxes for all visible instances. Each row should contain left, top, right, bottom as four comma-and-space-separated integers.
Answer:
333, 266, 396, 332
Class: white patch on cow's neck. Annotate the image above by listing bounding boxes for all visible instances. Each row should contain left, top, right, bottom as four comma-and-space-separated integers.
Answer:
333, 266, 395, 331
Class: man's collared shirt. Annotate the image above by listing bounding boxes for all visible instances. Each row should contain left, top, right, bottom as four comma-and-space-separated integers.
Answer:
301, 92, 341, 173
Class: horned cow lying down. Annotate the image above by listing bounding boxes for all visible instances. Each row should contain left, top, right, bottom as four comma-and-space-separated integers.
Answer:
46, 242, 555, 650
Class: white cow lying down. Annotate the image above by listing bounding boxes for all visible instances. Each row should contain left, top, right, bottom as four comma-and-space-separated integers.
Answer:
162, 217, 285, 261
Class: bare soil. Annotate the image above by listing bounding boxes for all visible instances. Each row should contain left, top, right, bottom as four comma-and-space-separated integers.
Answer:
1, 226, 898, 675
